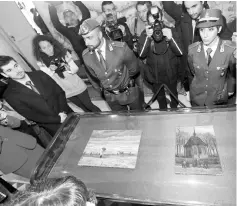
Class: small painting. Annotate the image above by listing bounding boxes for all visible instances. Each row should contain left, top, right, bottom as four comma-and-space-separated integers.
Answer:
175, 125, 222, 175
78, 130, 142, 169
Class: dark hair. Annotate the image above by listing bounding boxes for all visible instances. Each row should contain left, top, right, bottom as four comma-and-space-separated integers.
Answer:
32, 34, 67, 63
182, 1, 209, 14
9, 176, 97, 206
199, 25, 222, 34
136, 1, 152, 10
0, 56, 15, 72
101, 1, 114, 12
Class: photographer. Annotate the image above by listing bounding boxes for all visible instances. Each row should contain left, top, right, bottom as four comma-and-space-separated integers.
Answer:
48, 1, 91, 64
32, 35, 101, 113
101, 1, 133, 50
138, 6, 183, 109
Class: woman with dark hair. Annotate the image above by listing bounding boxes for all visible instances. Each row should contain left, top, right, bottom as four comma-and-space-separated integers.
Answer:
32, 35, 101, 113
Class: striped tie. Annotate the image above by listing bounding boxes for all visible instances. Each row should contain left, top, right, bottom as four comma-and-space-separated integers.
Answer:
26, 81, 40, 94
97, 49, 107, 71
206, 48, 212, 66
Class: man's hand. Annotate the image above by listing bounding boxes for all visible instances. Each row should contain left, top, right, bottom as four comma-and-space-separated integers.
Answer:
232, 32, 237, 43
59, 112, 67, 123
118, 25, 126, 36
162, 28, 172, 41
145, 25, 153, 38
0, 111, 7, 121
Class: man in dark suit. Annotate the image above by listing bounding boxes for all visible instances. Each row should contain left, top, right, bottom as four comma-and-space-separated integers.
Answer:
162, 1, 233, 91
80, 19, 143, 111
0, 56, 73, 136
0, 126, 44, 178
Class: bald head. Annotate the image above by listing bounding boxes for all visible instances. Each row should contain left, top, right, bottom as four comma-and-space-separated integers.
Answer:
82, 27, 103, 51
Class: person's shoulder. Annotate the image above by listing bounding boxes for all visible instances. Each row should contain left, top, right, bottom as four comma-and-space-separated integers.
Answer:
110, 41, 125, 48
221, 40, 236, 50
188, 41, 201, 52
82, 48, 90, 56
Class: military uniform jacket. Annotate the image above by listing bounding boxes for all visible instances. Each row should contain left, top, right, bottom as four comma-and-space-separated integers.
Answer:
82, 39, 139, 93
188, 39, 236, 106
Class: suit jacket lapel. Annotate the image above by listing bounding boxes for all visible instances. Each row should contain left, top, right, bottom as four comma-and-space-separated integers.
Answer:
198, 44, 208, 70
8, 79, 34, 96
27, 72, 43, 96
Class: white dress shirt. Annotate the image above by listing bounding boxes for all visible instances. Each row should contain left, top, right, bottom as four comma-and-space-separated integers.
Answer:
15, 73, 35, 90
95, 38, 106, 61
192, 19, 196, 37
203, 37, 220, 59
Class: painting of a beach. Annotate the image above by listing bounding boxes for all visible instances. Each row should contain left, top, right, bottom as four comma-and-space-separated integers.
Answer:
78, 130, 142, 169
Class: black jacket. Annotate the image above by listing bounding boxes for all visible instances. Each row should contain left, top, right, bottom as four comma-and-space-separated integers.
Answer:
48, 1, 90, 63
138, 28, 183, 84
102, 17, 134, 50
3, 71, 72, 136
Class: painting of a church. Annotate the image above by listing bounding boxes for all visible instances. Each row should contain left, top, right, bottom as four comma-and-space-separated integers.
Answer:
175, 125, 222, 175
184, 130, 208, 159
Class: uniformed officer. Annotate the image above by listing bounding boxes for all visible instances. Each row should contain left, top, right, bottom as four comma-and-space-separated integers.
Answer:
79, 18, 143, 111
188, 9, 236, 107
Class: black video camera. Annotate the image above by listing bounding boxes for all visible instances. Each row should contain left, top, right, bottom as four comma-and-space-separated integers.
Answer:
105, 13, 123, 41
149, 7, 164, 42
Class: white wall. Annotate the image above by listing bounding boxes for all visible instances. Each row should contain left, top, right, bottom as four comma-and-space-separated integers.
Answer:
0, 1, 39, 70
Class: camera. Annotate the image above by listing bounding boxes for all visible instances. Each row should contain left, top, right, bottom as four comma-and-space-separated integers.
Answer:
105, 13, 123, 41
51, 57, 67, 73
132, 35, 139, 55
50, 57, 68, 78
149, 7, 164, 42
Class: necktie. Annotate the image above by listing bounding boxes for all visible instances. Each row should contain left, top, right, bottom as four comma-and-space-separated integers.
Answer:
206, 48, 212, 66
26, 81, 40, 94
97, 49, 107, 71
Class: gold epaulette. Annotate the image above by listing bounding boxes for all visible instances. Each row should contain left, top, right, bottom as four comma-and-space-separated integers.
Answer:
82, 48, 90, 56
221, 40, 236, 49
111, 41, 125, 47
220, 40, 236, 53
188, 41, 201, 51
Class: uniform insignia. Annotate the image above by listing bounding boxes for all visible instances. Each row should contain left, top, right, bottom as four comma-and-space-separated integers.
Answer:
221, 40, 236, 53
80, 24, 89, 35
82, 48, 90, 56
197, 44, 201, 52
220, 41, 225, 52
111, 41, 125, 48
188, 41, 201, 51
108, 43, 113, 51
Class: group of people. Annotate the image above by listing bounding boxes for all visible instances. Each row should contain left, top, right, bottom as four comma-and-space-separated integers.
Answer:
0, 0, 236, 193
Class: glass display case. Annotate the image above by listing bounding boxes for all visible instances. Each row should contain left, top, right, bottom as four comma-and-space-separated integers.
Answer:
31, 106, 236, 206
